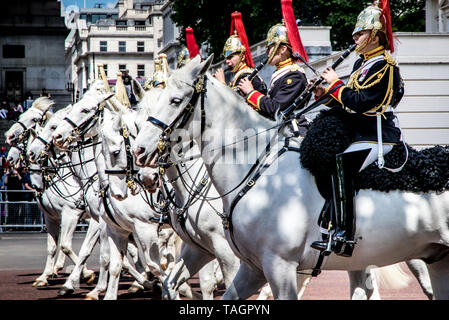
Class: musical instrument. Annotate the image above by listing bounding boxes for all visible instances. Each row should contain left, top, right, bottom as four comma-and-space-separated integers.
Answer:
282, 44, 357, 118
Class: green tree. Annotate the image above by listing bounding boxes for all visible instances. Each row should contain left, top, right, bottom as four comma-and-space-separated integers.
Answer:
170, 0, 425, 58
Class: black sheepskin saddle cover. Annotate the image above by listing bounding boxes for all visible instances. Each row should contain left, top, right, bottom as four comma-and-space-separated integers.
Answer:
299, 108, 449, 199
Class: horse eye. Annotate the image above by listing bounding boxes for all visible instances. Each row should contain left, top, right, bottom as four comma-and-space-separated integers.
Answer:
81, 108, 90, 114
51, 125, 57, 130
170, 97, 182, 105
113, 150, 120, 157
33, 118, 39, 123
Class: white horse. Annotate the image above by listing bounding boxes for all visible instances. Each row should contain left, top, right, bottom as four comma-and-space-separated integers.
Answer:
27, 105, 100, 293
49, 84, 186, 300
5, 103, 96, 288
132, 55, 449, 299
132, 77, 416, 300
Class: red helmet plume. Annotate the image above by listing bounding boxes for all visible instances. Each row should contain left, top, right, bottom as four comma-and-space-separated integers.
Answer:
185, 27, 201, 59
281, 0, 308, 62
229, 12, 254, 68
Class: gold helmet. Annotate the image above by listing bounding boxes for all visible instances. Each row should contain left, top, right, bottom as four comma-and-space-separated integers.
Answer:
223, 32, 246, 59
222, 32, 246, 72
352, 1, 394, 53
265, 23, 289, 63
177, 47, 191, 68
264, 0, 308, 64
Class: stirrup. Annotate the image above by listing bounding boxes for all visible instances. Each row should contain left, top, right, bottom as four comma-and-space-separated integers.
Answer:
310, 238, 332, 256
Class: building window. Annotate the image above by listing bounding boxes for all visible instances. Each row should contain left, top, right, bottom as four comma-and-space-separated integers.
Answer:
3, 45, 25, 58
119, 64, 127, 73
137, 41, 145, 52
103, 64, 108, 76
100, 41, 107, 52
119, 41, 126, 52
116, 20, 127, 26
137, 65, 145, 77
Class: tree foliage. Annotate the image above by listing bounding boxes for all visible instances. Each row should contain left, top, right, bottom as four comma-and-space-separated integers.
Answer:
170, 0, 425, 58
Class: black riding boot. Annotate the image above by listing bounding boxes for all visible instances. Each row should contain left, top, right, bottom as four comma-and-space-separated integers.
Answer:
311, 149, 370, 257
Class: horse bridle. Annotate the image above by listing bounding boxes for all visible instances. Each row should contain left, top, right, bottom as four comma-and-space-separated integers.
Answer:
146, 75, 207, 174
63, 102, 105, 142
104, 122, 139, 191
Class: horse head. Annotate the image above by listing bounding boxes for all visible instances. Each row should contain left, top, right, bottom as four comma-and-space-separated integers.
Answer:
52, 80, 113, 149
101, 107, 141, 200
133, 54, 214, 167
27, 105, 72, 163
5, 97, 54, 146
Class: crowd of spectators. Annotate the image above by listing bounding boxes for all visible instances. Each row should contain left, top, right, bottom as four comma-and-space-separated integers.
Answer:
0, 143, 42, 231
0, 89, 50, 121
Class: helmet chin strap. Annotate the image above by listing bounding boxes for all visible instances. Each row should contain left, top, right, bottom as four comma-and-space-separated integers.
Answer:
231, 52, 245, 73
355, 29, 378, 53
267, 42, 282, 65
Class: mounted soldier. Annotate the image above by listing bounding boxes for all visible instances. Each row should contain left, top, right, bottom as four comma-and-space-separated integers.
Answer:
213, 12, 267, 97
308, 0, 405, 257
237, 0, 309, 127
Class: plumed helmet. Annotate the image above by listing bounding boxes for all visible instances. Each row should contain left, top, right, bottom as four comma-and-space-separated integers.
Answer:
265, 22, 289, 50
352, 0, 395, 52
223, 32, 246, 59
353, 4, 384, 36
177, 47, 191, 68
265, 0, 308, 64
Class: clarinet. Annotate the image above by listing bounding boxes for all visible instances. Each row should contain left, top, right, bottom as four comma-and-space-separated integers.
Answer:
281, 44, 357, 118
247, 57, 268, 81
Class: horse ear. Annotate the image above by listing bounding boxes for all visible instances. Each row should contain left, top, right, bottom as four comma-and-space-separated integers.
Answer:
132, 79, 145, 101
191, 54, 214, 78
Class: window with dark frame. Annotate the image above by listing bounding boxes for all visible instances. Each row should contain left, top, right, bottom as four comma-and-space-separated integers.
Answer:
137, 41, 145, 52
3, 45, 25, 58
119, 41, 126, 52
119, 64, 126, 73
100, 41, 107, 52
137, 65, 145, 77
103, 64, 108, 76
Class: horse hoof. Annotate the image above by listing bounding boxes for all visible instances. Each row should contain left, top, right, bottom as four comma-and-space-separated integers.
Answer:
127, 285, 143, 294
33, 280, 48, 287
84, 295, 98, 301
58, 287, 74, 296
84, 273, 96, 285
161, 263, 167, 271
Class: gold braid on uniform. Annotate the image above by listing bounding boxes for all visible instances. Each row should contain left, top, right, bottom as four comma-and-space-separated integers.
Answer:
346, 53, 396, 117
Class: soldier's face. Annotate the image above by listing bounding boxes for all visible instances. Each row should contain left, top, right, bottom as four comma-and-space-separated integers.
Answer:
225, 53, 240, 68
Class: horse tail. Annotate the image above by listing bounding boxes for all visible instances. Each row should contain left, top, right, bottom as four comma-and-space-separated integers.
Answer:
372, 263, 411, 290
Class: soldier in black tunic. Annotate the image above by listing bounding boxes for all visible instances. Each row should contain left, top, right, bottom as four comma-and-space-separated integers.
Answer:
310, 0, 404, 257
214, 12, 267, 98
237, 22, 308, 122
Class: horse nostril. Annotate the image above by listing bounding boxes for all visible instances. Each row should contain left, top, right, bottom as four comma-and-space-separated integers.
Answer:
134, 146, 145, 157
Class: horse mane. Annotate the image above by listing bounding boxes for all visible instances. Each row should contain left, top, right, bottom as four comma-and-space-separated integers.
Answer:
31, 97, 55, 112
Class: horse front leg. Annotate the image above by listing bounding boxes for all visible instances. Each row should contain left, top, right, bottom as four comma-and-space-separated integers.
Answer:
163, 245, 212, 300
33, 215, 60, 287
58, 207, 83, 267
85, 219, 110, 300
59, 218, 100, 296
405, 259, 433, 300
262, 255, 299, 300
103, 230, 128, 300
198, 259, 223, 300
426, 254, 449, 299
222, 262, 266, 300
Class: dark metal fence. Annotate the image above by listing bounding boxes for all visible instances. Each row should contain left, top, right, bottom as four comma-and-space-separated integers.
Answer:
0, 190, 87, 233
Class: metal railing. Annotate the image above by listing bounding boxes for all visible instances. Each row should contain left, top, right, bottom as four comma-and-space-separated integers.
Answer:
0, 190, 88, 233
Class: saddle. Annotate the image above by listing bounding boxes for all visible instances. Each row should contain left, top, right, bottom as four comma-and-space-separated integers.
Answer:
300, 108, 449, 199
